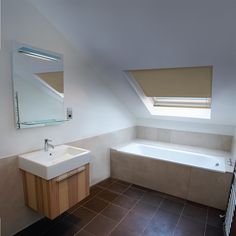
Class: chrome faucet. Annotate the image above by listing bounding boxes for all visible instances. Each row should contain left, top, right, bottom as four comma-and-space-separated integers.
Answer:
228, 158, 233, 167
44, 139, 54, 151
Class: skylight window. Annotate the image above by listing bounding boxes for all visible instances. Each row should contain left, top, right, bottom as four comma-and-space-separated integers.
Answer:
126, 66, 212, 119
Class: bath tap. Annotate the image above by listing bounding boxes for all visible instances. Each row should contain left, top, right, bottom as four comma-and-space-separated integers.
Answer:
44, 139, 55, 151
228, 158, 233, 167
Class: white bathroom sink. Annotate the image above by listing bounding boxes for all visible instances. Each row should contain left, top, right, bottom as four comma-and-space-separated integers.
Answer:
18, 145, 91, 180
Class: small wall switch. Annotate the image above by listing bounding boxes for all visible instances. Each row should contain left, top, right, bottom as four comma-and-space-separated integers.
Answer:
67, 107, 73, 120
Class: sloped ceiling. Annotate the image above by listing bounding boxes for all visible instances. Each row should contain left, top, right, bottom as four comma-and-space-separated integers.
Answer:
29, 0, 236, 69
28, 0, 236, 124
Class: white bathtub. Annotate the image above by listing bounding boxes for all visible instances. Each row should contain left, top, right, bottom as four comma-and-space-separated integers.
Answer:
112, 139, 233, 173
111, 139, 233, 209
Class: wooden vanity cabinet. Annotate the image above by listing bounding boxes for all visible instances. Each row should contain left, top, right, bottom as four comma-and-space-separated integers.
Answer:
21, 164, 90, 219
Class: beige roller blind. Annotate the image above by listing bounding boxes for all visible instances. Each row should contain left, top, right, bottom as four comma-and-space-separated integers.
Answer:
35, 71, 64, 93
130, 66, 212, 98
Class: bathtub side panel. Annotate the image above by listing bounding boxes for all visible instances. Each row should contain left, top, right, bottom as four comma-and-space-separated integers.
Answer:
111, 150, 191, 199
187, 169, 233, 210
164, 163, 191, 199
110, 150, 134, 183
111, 149, 232, 210
133, 157, 168, 191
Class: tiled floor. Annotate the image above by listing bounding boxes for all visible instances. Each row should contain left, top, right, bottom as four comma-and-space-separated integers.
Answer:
15, 178, 225, 236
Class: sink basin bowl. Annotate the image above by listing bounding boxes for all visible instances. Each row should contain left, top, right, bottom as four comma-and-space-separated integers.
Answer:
18, 145, 91, 180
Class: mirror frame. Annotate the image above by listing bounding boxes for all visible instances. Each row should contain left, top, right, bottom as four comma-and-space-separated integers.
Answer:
12, 43, 66, 129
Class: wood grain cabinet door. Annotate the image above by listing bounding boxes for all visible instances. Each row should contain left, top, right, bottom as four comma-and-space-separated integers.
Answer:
21, 164, 90, 219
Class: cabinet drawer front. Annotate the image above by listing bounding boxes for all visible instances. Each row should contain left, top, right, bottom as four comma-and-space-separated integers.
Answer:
55, 166, 86, 182
21, 164, 90, 219
49, 164, 90, 218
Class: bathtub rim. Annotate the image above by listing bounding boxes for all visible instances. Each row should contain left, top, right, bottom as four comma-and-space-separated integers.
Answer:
111, 139, 234, 173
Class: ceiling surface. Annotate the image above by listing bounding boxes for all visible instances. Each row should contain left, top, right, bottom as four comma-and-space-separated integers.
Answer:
29, 0, 236, 70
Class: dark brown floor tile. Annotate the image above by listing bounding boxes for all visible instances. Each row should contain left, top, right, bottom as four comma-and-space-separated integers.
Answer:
182, 204, 207, 223
43, 219, 79, 236
67, 203, 81, 214
109, 182, 130, 193
160, 199, 184, 215
66, 207, 97, 229
110, 226, 142, 236
101, 203, 128, 222
151, 209, 179, 228
97, 189, 119, 202
97, 178, 117, 188
15, 218, 55, 236
75, 230, 95, 236
186, 200, 207, 209
78, 186, 104, 206
131, 201, 157, 219
90, 185, 104, 196
123, 186, 145, 199
84, 215, 117, 236
17, 183, 222, 236
79, 197, 92, 206
118, 211, 151, 233
141, 191, 163, 206
207, 207, 224, 228
83, 197, 109, 213
131, 184, 150, 192
147, 189, 165, 197
115, 179, 132, 187
164, 194, 186, 204
113, 195, 138, 209
173, 216, 205, 236
79, 194, 96, 205
54, 211, 70, 221
144, 223, 175, 236
205, 225, 224, 236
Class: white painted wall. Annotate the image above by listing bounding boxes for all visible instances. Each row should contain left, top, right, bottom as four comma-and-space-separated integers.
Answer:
101, 61, 236, 132
0, 0, 134, 159
85, 47, 236, 136
92, 60, 236, 136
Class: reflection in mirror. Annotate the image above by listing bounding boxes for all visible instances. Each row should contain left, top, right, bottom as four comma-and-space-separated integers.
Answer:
13, 44, 65, 129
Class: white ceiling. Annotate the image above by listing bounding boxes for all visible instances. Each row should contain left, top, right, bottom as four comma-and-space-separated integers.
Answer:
29, 0, 236, 70
28, 0, 236, 125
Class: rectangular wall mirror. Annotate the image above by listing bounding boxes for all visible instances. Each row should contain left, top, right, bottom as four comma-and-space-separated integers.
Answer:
12, 43, 65, 129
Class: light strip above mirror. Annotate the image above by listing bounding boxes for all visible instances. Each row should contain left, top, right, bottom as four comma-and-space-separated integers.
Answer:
18, 47, 61, 62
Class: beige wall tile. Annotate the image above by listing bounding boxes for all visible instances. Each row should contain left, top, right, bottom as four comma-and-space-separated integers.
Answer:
0, 157, 42, 236
221, 135, 233, 151
170, 130, 233, 151
136, 126, 145, 139
156, 128, 171, 142
144, 127, 157, 140
136, 126, 233, 151
69, 127, 135, 185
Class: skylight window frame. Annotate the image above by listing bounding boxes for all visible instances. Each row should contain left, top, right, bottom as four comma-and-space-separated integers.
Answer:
152, 97, 211, 109
124, 71, 212, 119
